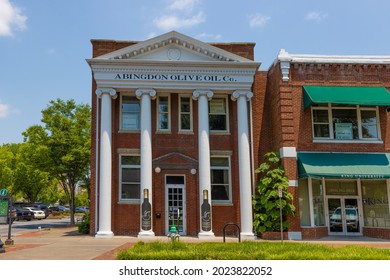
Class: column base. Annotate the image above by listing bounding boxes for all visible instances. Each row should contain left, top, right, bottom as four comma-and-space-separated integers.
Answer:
138, 230, 155, 238
240, 232, 256, 241
95, 231, 114, 238
198, 231, 215, 239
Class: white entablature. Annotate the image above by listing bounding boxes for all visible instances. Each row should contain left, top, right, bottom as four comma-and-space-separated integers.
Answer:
87, 31, 261, 91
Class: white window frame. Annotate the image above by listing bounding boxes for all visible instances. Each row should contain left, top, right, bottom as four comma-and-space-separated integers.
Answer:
120, 95, 140, 131
209, 96, 229, 133
178, 94, 193, 132
157, 94, 171, 132
210, 155, 232, 204
119, 154, 141, 202
311, 104, 381, 143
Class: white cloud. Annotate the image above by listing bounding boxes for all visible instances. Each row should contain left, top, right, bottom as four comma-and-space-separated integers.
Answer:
196, 32, 222, 41
305, 11, 328, 22
154, 11, 205, 31
168, 0, 200, 11
0, 0, 27, 36
249, 13, 271, 28
0, 101, 10, 118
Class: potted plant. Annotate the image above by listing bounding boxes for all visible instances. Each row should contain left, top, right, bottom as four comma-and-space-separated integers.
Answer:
252, 152, 295, 239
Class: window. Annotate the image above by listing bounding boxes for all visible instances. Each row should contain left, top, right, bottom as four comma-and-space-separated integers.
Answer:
312, 105, 380, 141
157, 95, 170, 131
210, 157, 231, 202
209, 97, 228, 132
121, 96, 140, 131
120, 155, 140, 200
362, 180, 390, 228
179, 95, 192, 131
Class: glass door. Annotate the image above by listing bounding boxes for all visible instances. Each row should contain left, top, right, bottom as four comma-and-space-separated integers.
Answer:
327, 197, 360, 235
165, 175, 186, 235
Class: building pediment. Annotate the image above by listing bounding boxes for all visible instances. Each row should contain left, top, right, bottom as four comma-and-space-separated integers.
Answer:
95, 31, 252, 63
153, 152, 197, 171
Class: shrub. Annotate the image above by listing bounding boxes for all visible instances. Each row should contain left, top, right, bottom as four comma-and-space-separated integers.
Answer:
78, 212, 90, 234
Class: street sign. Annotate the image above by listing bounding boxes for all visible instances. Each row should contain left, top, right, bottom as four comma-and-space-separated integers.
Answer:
278, 186, 283, 198
0, 189, 8, 197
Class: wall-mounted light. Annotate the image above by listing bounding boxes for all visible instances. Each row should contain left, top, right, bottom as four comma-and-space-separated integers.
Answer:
190, 168, 197, 175
155, 167, 161, 173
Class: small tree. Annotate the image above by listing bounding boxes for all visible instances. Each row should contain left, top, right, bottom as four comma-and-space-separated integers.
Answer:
253, 152, 295, 233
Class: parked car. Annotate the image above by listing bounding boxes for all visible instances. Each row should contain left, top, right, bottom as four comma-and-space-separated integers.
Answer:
35, 204, 50, 218
15, 208, 34, 221
57, 205, 70, 211
330, 206, 359, 231
24, 207, 45, 220
75, 206, 90, 213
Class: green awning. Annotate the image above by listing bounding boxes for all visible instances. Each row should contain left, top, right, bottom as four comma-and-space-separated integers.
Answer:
303, 86, 390, 109
298, 152, 390, 179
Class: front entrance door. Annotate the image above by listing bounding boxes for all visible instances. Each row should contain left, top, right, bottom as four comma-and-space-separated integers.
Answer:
165, 175, 186, 235
327, 197, 361, 235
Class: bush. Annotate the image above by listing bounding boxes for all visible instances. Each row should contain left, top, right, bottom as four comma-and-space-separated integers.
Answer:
78, 212, 90, 234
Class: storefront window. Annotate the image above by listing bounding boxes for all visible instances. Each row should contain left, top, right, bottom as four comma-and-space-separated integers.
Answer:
209, 97, 228, 131
326, 180, 357, 195
311, 105, 380, 141
120, 155, 141, 200
121, 96, 140, 130
362, 180, 390, 228
312, 179, 325, 226
210, 157, 231, 202
298, 179, 310, 226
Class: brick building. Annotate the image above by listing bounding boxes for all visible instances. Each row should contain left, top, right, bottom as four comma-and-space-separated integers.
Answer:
87, 31, 390, 239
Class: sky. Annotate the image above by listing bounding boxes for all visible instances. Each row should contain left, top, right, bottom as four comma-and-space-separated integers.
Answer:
1, 0, 390, 144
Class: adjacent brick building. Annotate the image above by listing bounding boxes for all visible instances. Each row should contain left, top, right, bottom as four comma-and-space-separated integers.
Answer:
87, 31, 390, 239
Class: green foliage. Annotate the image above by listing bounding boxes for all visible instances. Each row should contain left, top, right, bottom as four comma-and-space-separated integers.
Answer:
78, 212, 90, 234
117, 241, 390, 260
23, 99, 91, 225
253, 152, 295, 233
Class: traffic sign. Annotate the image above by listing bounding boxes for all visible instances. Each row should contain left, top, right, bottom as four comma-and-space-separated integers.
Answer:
0, 189, 8, 197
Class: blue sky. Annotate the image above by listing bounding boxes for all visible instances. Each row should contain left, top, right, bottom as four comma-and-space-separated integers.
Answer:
1, 0, 389, 144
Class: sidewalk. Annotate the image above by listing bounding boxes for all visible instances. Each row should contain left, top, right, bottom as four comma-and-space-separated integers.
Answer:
1, 226, 390, 260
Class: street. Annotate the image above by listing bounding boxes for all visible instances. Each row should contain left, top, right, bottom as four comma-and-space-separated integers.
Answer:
0, 217, 71, 237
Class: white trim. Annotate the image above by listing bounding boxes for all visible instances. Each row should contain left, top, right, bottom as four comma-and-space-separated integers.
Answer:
289, 180, 298, 187
308, 178, 315, 227
279, 147, 297, 158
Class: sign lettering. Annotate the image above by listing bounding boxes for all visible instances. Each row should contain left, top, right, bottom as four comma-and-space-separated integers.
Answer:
114, 73, 237, 82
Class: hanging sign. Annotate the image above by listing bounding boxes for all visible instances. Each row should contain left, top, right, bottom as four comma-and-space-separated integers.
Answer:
0, 188, 8, 197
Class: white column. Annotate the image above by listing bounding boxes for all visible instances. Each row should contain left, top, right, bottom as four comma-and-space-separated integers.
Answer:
193, 89, 215, 238
95, 87, 117, 238
232, 90, 255, 240
136, 88, 156, 238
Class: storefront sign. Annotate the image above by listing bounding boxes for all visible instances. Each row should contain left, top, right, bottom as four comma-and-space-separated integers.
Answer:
0, 188, 8, 197
114, 73, 238, 82
335, 123, 353, 140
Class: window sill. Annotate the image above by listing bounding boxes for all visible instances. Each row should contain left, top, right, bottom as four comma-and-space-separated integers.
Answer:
210, 131, 231, 136
156, 130, 171, 134
178, 131, 194, 135
117, 200, 140, 205
211, 202, 233, 206
313, 139, 383, 144
118, 130, 140, 133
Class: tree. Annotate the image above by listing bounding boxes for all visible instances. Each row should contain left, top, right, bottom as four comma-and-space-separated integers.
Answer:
23, 99, 91, 225
252, 152, 296, 233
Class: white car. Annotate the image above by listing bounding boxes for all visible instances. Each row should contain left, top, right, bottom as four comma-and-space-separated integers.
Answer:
24, 207, 46, 220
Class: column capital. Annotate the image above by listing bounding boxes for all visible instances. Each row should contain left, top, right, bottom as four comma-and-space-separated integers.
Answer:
231, 90, 253, 101
192, 89, 213, 101
135, 88, 157, 100
96, 88, 117, 99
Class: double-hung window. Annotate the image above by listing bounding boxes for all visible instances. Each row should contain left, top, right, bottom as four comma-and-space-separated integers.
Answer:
179, 95, 192, 132
210, 157, 231, 203
312, 104, 380, 141
157, 95, 170, 131
209, 97, 228, 132
121, 96, 140, 131
120, 155, 141, 201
